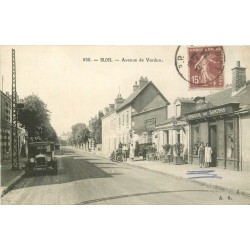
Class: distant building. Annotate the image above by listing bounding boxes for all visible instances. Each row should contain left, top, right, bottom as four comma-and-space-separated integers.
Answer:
102, 77, 170, 155
60, 132, 71, 141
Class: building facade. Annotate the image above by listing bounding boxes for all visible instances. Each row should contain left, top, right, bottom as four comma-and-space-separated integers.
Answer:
1, 91, 11, 159
1, 91, 27, 160
185, 61, 250, 171
155, 98, 195, 155
102, 77, 170, 155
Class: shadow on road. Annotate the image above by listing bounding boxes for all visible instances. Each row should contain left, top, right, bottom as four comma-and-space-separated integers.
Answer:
16, 149, 118, 190
76, 189, 216, 205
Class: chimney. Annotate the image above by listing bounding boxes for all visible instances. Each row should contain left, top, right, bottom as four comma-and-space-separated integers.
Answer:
115, 93, 124, 109
232, 61, 246, 94
139, 76, 149, 89
98, 110, 104, 118
6, 92, 9, 97
109, 104, 115, 111
104, 107, 110, 115
133, 81, 139, 93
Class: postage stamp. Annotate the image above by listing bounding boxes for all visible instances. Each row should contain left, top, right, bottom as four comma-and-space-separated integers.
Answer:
175, 45, 225, 89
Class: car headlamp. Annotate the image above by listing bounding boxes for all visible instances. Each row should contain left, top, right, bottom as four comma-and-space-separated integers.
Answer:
30, 158, 35, 163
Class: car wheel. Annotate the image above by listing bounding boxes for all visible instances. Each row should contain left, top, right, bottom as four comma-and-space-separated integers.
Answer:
116, 155, 123, 163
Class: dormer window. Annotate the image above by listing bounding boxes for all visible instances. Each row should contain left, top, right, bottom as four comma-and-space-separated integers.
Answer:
176, 104, 181, 117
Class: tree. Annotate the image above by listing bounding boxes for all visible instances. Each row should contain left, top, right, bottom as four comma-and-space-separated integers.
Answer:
83, 128, 91, 149
18, 94, 58, 142
70, 123, 91, 149
71, 123, 86, 147
91, 111, 104, 144
42, 123, 58, 143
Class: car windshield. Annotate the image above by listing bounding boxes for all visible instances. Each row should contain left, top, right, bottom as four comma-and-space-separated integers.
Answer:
28, 145, 51, 158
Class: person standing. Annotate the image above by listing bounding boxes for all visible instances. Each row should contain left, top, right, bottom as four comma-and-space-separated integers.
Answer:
130, 144, 135, 161
198, 142, 205, 168
205, 143, 212, 168
122, 144, 128, 161
142, 146, 147, 160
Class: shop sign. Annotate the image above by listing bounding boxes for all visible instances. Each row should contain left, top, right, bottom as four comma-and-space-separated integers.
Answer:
144, 118, 156, 126
186, 106, 234, 120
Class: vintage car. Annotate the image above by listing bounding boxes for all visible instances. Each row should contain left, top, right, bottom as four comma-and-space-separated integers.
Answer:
24, 141, 58, 175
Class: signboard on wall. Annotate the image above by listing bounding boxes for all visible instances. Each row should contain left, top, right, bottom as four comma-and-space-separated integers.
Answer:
144, 118, 156, 131
186, 104, 240, 121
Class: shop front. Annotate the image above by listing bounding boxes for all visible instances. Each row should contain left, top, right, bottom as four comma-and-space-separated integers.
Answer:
186, 103, 240, 170
155, 117, 189, 164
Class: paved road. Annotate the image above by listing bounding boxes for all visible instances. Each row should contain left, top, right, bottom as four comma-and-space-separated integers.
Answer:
2, 148, 250, 205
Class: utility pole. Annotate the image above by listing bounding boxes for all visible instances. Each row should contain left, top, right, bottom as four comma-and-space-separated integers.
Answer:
11, 49, 19, 170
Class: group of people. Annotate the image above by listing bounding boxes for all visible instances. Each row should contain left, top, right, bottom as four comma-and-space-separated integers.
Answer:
121, 143, 135, 161
198, 142, 213, 168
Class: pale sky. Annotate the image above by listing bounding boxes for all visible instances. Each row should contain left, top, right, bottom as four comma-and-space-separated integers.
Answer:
1, 46, 250, 136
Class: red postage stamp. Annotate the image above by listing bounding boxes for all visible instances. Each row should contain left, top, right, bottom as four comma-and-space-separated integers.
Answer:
188, 46, 224, 89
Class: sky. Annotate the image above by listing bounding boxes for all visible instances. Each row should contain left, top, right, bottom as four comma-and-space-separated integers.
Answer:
1, 45, 250, 136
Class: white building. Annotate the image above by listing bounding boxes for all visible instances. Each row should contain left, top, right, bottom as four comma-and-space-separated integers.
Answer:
155, 98, 194, 156
102, 77, 170, 155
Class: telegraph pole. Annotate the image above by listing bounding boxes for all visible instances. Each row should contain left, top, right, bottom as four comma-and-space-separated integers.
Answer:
11, 49, 19, 170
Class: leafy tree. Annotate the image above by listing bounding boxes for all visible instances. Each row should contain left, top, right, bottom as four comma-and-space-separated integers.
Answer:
42, 123, 58, 143
70, 123, 91, 149
83, 128, 91, 145
92, 117, 102, 144
18, 94, 58, 142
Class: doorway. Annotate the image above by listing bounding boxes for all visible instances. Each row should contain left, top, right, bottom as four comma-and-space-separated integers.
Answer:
209, 124, 217, 167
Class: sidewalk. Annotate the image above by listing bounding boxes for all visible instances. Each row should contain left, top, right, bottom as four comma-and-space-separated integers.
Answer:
1, 158, 26, 198
79, 147, 250, 198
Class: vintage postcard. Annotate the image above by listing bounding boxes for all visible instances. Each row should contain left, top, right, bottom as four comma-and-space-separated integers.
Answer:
1, 45, 250, 205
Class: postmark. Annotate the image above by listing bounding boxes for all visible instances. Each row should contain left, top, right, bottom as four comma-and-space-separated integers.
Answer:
175, 46, 225, 89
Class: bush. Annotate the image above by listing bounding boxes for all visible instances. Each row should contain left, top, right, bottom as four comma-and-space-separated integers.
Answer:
173, 142, 184, 156
162, 144, 172, 154
147, 146, 157, 154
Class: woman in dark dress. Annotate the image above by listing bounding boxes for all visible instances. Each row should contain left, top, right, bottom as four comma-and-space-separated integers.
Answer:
198, 142, 205, 168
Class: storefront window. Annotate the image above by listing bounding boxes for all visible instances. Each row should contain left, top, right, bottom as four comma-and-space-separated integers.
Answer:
226, 121, 234, 159
192, 125, 200, 155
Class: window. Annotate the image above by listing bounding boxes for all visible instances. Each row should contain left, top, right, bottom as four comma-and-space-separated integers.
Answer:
126, 110, 129, 127
176, 104, 181, 117
192, 125, 200, 155
226, 121, 234, 159
119, 115, 121, 129
164, 130, 169, 144
122, 114, 124, 125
